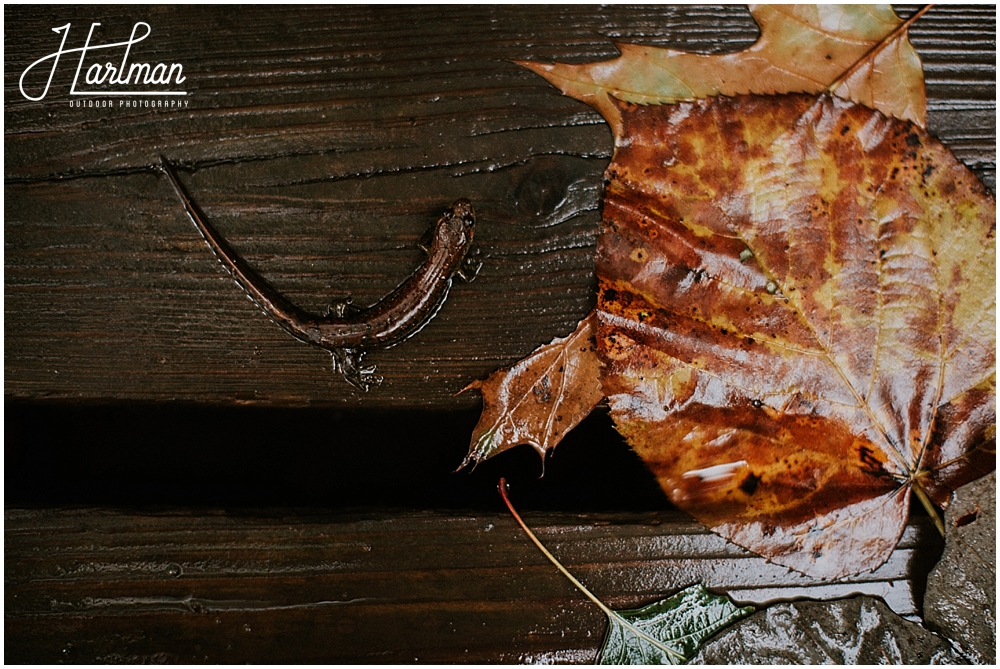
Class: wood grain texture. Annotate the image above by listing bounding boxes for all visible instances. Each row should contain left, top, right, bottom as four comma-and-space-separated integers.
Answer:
5, 507, 942, 664
5, 8, 990, 663
5, 5, 995, 408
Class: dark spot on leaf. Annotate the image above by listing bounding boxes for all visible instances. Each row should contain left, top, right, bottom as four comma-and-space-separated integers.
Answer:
905, 132, 921, 147
740, 473, 761, 495
857, 445, 881, 470
533, 376, 553, 403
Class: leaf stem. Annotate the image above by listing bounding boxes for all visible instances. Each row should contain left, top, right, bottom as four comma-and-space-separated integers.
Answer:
912, 481, 946, 537
498, 478, 614, 618
497, 478, 686, 662
827, 5, 933, 95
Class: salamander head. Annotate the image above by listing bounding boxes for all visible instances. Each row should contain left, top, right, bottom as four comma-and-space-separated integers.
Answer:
434, 198, 476, 253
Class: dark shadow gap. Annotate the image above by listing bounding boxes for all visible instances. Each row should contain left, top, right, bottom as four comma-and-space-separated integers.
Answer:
5, 399, 670, 512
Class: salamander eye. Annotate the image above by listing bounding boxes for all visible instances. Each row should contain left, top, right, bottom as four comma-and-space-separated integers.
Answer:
448, 198, 475, 221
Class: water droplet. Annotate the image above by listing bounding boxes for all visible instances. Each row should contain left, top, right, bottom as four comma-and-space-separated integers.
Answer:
766, 281, 778, 294
166, 563, 182, 578
243, 623, 252, 633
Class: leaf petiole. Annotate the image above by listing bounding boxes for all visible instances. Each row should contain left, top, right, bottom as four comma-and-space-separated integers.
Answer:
498, 478, 613, 616
498, 478, 686, 662
912, 481, 946, 537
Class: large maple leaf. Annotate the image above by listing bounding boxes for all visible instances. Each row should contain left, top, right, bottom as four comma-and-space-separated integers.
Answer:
598, 92, 995, 578
467, 5, 995, 579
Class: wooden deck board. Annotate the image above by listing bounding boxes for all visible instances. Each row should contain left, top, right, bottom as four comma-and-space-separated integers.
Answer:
5, 5, 995, 408
4, 5, 993, 663
4, 508, 942, 664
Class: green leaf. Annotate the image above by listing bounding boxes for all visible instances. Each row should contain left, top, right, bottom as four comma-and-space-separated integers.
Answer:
599, 584, 753, 665
498, 479, 753, 665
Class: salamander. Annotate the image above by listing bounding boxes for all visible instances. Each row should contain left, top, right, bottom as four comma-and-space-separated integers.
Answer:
160, 157, 477, 390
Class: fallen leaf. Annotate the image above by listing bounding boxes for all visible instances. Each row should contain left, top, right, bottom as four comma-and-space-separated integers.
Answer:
597, 93, 995, 579
499, 479, 752, 664
599, 584, 753, 665
469, 6, 994, 580
461, 313, 602, 467
689, 597, 966, 664
518, 4, 927, 136
925, 472, 996, 663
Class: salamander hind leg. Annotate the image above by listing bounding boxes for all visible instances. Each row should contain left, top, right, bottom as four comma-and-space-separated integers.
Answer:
324, 297, 362, 319
331, 347, 382, 391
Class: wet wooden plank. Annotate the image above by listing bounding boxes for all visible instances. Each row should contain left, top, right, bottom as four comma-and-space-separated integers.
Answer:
4, 5, 995, 408
4, 507, 942, 664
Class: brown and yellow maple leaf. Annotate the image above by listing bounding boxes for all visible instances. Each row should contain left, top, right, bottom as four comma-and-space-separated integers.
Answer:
518, 4, 928, 135
466, 5, 995, 579
598, 93, 995, 578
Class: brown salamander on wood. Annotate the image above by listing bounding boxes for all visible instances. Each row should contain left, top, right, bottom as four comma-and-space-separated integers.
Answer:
161, 157, 478, 390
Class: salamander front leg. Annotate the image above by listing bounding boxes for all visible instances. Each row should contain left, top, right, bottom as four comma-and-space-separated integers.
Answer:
331, 347, 382, 391
456, 251, 483, 282
419, 222, 479, 282
417, 226, 435, 255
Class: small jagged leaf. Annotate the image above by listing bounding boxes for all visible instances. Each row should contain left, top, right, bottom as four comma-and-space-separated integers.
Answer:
461, 313, 602, 467
600, 584, 753, 665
